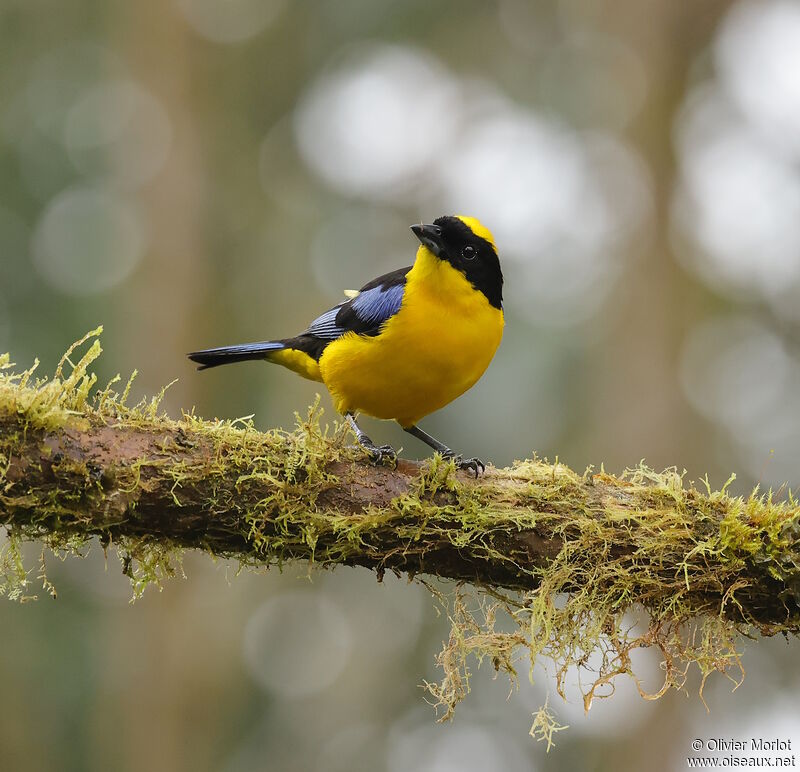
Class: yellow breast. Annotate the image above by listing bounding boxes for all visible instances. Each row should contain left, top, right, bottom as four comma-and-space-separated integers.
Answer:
319, 248, 504, 427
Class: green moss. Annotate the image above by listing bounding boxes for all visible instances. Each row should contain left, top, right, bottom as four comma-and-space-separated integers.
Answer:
118, 538, 185, 600
0, 533, 30, 601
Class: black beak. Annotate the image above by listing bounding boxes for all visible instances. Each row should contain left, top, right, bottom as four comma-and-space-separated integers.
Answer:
411, 223, 444, 257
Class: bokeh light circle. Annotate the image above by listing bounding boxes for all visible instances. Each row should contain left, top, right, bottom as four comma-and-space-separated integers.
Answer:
295, 45, 459, 198
716, 0, 800, 159
672, 85, 800, 300
65, 80, 172, 188
387, 715, 530, 772
242, 590, 352, 698
176, 0, 285, 44
680, 316, 791, 433
31, 186, 147, 296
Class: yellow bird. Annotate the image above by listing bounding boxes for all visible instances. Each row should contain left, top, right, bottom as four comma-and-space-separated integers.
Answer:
188, 215, 504, 474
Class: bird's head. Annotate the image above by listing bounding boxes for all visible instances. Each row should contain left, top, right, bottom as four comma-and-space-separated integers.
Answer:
411, 215, 503, 310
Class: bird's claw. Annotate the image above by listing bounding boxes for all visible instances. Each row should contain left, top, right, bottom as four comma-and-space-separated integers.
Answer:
442, 452, 485, 477
364, 442, 397, 466
458, 457, 485, 477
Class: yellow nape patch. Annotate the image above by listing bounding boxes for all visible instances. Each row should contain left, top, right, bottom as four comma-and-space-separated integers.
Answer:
456, 216, 497, 250
267, 348, 322, 382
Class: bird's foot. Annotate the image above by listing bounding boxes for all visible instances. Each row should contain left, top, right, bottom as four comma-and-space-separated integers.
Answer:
370, 444, 398, 466
458, 457, 485, 477
358, 436, 397, 467
442, 452, 485, 477
346, 413, 397, 467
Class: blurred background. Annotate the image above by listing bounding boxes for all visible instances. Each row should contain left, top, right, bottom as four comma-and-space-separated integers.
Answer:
2, 0, 800, 769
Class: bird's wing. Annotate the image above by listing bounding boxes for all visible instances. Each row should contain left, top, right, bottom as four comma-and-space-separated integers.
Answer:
304, 305, 346, 340
303, 266, 410, 342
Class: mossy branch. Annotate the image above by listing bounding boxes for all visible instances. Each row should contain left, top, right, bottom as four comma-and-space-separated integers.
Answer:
2, 329, 800, 741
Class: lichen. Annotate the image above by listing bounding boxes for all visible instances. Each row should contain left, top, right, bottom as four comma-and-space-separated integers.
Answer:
1, 329, 800, 747
530, 697, 569, 750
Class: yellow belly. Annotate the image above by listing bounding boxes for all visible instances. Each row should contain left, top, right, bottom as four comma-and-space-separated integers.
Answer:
318, 253, 504, 427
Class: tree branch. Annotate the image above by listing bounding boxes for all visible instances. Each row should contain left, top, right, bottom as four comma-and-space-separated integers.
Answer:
2, 379, 798, 627
2, 331, 799, 728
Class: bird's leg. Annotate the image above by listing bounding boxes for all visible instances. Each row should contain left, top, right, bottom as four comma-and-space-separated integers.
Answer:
346, 413, 396, 465
402, 425, 485, 477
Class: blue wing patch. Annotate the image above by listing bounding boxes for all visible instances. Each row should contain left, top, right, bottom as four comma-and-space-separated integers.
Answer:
350, 282, 405, 326
301, 266, 410, 345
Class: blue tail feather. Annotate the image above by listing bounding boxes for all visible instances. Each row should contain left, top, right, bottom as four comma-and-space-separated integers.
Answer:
188, 341, 284, 370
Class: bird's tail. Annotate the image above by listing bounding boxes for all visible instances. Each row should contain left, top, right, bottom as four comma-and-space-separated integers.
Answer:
188, 341, 285, 370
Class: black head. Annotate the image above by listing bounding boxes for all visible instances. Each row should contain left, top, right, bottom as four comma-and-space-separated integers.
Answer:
410, 215, 503, 310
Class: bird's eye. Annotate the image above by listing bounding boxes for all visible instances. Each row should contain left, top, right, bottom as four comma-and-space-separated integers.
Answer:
462, 245, 476, 260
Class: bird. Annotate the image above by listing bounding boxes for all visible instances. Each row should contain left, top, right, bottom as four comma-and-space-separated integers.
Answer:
188, 215, 504, 475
